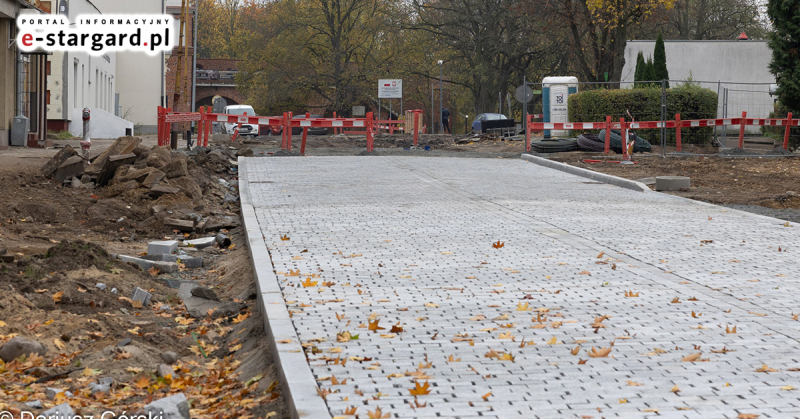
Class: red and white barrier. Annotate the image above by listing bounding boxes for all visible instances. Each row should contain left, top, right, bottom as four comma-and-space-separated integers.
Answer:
526, 114, 800, 154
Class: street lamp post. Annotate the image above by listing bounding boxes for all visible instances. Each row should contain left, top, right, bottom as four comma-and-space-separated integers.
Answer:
438, 60, 443, 134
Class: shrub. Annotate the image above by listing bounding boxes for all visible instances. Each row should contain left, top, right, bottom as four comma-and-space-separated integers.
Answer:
761, 101, 800, 149
568, 84, 718, 145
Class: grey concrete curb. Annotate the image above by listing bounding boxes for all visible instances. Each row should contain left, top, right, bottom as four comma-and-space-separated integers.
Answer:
520, 153, 651, 193
520, 153, 795, 225
238, 157, 331, 419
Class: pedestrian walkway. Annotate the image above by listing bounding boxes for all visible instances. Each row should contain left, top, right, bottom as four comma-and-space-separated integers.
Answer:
241, 156, 800, 419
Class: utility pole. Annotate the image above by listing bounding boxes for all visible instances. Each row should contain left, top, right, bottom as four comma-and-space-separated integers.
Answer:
438, 60, 443, 134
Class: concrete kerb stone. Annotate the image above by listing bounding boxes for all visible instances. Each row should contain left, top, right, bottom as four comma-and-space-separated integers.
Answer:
520, 153, 651, 193
141, 254, 203, 268
148, 240, 179, 255
119, 255, 179, 273
238, 157, 332, 419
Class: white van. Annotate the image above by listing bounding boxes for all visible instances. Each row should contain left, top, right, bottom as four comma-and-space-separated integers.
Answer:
223, 105, 259, 138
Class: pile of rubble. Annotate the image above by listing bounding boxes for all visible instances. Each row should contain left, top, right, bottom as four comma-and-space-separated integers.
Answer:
41, 137, 248, 235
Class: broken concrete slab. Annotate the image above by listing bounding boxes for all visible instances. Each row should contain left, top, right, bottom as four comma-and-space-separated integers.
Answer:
142, 170, 166, 188
84, 136, 141, 176
45, 387, 74, 400
163, 158, 189, 179
131, 287, 153, 306
184, 296, 241, 318
144, 393, 190, 419
41, 402, 75, 419
97, 153, 137, 186
53, 155, 86, 183
149, 184, 182, 197
119, 255, 179, 273
148, 240, 178, 255
203, 215, 241, 231
100, 180, 139, 198
191, 286, 219, 301
164, 218, 195, 232
0, 336, 48, 362
178, 282, 199, 300
42, 145, 78, 178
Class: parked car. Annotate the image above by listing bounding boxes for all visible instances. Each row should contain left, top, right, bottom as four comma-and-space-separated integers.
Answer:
259, 123, 282, 136
291, 114, 328, 135
472, 113, 509, 133
223, 105, 259, 138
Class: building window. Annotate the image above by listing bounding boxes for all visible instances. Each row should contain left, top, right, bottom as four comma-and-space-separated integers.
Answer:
47, 90, 50, 105
46, 60, 51, 76
73, 61, 78, 108
19, 55, 40, 133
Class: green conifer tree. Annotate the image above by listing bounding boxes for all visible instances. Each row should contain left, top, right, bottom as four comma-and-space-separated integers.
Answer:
653, 32, 670, 88
767, 0, 800, 111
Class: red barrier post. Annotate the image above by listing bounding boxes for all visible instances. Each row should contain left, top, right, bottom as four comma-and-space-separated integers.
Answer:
366, 112, 374, 152
157, 106, 163, 146
413, 111, 419, 146
784, 112, 793, 150
604, 116, 611, 154
281, 112, 292, 150
159, 107, 166, 146
197, 107, 205, 148
231, 111, 246, 142
738, 111, 747, 149
525, 114, 531, 152
620, 118, 629, 160
301, 112, 310, 155
286, 112, 293, 151
675, 114, 682, 152
333, 111, 338, 134
203, 106, 211, 147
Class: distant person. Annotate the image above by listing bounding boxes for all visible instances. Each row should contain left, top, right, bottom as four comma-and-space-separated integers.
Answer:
441, 108, 451, 134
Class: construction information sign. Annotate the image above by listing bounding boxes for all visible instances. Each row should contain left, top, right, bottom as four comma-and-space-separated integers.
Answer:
378, 79, 402, 98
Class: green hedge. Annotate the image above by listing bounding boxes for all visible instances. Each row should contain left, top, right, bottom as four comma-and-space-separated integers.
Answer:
568, 85, 718, 145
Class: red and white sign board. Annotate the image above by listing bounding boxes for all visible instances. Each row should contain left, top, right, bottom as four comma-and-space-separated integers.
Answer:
378, 79, 402, 99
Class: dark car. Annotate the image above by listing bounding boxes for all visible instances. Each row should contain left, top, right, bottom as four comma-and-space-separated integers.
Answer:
472, 113, 509, 133
292, 114, 328, 135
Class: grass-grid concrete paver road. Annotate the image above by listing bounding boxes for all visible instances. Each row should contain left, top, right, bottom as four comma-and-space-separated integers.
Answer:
243, 156, 800, 419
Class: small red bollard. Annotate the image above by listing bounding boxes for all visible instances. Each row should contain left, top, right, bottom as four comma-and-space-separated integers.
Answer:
784, 112, 793, 150
525, 114, 531, 152
366, 112, 374, 152
738, 111, 747, 149
620, 118, 629, 161
675, 114, 682, 152
604, 116, 611, 154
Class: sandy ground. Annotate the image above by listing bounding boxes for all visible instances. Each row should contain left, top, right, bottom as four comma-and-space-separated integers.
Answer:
0, 136, 288, 418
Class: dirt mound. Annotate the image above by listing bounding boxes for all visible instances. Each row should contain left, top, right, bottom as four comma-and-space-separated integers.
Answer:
38, 240, 112, 272
719, 147, 755, 156
765, 147, 795, 156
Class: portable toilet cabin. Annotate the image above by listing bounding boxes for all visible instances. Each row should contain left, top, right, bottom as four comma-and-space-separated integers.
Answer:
542, 76, 579, 138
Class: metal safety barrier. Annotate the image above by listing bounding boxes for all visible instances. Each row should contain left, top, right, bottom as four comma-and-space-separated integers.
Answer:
157, 107, 379, 154
526, 112, 798, 160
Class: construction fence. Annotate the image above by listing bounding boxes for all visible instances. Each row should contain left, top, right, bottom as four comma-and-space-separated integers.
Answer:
522, 80, 799, 151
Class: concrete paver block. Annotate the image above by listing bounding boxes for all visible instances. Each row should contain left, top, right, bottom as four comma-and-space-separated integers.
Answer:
240, 156, 800, 419
148, 240, 179, 255
655, 175, 691, 191
131, 287, 152, 306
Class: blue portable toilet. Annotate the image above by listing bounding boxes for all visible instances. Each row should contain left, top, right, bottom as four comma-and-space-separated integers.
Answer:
542, 76, 579, 138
